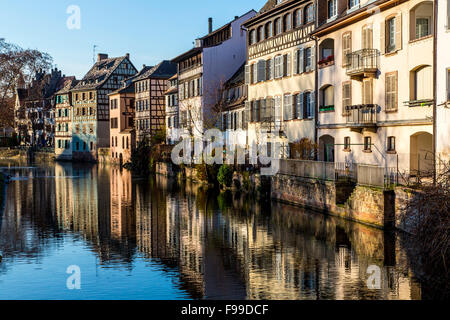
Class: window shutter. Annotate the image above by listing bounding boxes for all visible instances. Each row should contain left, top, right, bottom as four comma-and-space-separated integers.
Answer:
293, 50, 298, 75
368, 27, 373, 49
299, 48, 304, 73
245, 65, 250, 85
282, 55, 286, 77
253, 64, 258, 84
275, 96, 281, 122
289, 95, 293, 120
310, 92, 315, 118
245, 101, 251, 123
380, 21, 386, 54
271, 58, 275, 79
283, 95, 289, 121
310, 45, 315, 71
395, 13, 402, 51
258, 60, 265, 82
261, 99, 266, 121
287, 53, 291, 76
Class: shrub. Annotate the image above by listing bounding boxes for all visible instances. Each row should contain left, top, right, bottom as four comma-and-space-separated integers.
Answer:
217, 164, 233, 188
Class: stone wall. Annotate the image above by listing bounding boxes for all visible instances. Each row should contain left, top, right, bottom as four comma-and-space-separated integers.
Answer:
155, 162, 178, 177
394, 186, 421, 233
271, 174, 395, 228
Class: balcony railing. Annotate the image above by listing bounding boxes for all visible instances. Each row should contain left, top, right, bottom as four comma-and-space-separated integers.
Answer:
346, 104, 378, 128
346, 49, 380, 77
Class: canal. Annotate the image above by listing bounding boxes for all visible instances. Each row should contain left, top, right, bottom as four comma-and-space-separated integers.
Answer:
0, 162, 423, 300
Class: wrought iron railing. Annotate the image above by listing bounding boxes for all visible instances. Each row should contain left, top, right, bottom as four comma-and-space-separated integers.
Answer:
346, 49, 380, 76
346, 104, 378, 125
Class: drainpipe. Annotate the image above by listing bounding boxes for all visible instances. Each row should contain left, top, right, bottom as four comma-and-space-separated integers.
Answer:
310, 34, 319, 161
433, 0, 438, 184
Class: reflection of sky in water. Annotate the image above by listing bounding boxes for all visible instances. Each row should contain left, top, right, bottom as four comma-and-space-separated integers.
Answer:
0, 162, 423, 300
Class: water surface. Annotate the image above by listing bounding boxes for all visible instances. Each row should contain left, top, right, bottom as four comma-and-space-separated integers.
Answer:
0, 162, 422, 299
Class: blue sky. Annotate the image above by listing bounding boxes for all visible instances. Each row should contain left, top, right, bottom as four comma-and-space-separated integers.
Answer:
0, 0, 266, 79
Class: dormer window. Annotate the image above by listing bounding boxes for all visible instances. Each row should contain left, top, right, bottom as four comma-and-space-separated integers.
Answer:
328, 0, 337, 19
348, 0, 360, 10
305, 4, 315, 24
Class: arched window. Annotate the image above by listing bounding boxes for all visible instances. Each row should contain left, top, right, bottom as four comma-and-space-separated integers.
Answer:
249, 29, 256, 45
274, 18, 282, 35
265, 22, 273, 38
305, 4, 314, 24
283, 14, 292, 32
294, 9, 302, 27
412, 65, 433, 100
257, 26, 264, 42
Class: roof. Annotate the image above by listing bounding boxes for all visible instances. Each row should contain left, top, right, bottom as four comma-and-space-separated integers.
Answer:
56, 78, 78, 95
171, 47, 203, 63
132, 60, 177, 82
244, 0, 304, 27
73, 55, 133, 91
225, 63, 245, 88
108, 82, 135, 96
312, 0, 400, 36
164, 87, 178, 95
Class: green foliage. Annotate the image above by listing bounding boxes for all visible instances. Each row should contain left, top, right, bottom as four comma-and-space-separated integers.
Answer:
217, 164, 233, 188
125, 138, 151, 175
150, 128, 166, 146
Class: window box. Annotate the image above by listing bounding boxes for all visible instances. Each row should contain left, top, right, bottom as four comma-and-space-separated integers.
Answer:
319, 105, 335, 112
318, 55, 335, 68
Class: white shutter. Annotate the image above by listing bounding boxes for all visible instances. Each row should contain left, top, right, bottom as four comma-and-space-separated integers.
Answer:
245, 101, 251, 123
310, 45, 315, 71
283, 95, 289, 121
287, 53, 291, 76
271, 58, 275, 79
293, 50, 298, 74
299, 48, 304, 73
245, 65, 250, 85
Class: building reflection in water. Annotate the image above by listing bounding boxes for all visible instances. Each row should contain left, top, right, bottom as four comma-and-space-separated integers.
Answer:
0, 162, 423, 299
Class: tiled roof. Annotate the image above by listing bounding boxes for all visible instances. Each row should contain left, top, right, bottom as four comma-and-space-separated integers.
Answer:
56, 78, 78, 95
73, 55, 130, 91
132, 60, 177, 82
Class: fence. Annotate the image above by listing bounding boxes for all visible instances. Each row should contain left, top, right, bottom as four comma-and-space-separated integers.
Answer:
278, 159, 335, 181
278, 159, 399, 189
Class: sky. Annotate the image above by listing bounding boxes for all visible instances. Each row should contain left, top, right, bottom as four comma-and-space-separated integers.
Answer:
0, 0, 267, 79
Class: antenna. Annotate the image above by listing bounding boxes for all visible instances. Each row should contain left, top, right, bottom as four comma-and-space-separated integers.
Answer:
93, 45, 98, 63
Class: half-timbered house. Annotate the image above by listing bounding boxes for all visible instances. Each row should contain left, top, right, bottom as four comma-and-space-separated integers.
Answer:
244, 0, 321, 160
165, 74, 179, 145
132, 60, 177, 142
71, 53, 137, 161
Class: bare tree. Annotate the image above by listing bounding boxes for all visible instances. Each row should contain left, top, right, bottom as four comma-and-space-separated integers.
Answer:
0, 39, 52, 128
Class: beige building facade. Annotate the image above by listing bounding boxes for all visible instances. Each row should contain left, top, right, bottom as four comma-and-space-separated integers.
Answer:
314, 0, 435, 176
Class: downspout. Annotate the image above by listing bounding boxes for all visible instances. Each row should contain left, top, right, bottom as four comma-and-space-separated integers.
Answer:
433, 0, 438, 184
310, 34, 319, 160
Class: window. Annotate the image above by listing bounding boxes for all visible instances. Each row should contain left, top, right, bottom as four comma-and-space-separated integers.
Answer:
342, 82, 352, 115
294, 9, 302, 27
385, 72, 398, 111
387, 17, 396, 52
364, 136, 372, 151
342, 32, 352, 66
305, 4, 314, 23
321, 85, 334, 109
265, 22, 273, 38
344, 137, 351, 151
416, 18, 430, 39
275, 18, 282, 35
266, 59, 273, 80
111, 117, 118, 129
304, 91, 314, 119
284, 14, 292, 32
305, 47, 312, 71
348, 0, 359, 9
257, 26, 264, 42
387, 136, 396, 152
249, 30, 256, 45
328, 0, 337, 19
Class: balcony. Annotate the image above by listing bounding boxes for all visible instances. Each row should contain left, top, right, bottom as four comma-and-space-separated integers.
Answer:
345, 104, 379, 133
346, 49, 380, 79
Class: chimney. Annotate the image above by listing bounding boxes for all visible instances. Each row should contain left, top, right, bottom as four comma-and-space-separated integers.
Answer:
235, 16, 239, 20
208, 17, 213, 34
97, 53, 108, 62
143, 64, 146, 68
125, 53, 130, 59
